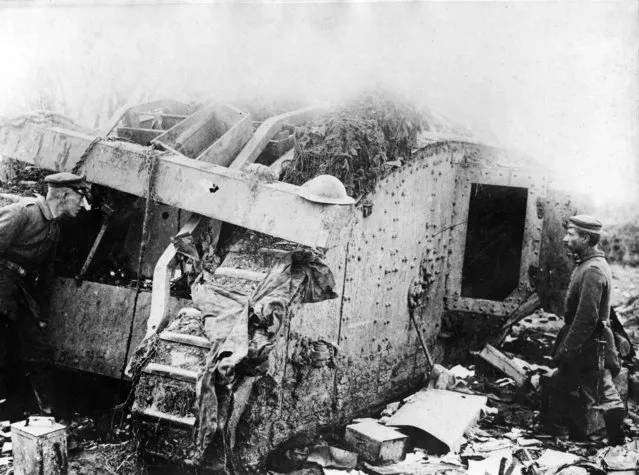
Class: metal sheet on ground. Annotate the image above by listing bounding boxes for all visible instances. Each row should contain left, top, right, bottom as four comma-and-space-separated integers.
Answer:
49, 277, 190, 379
386, 389, 487, 452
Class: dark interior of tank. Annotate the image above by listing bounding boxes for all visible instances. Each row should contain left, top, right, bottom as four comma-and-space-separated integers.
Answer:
461, 183, 528, 301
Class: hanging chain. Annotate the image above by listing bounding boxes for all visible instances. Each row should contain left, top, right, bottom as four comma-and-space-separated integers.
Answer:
72, 134, 139, 176
71, 137, 102, 176
121, 149, 159, 378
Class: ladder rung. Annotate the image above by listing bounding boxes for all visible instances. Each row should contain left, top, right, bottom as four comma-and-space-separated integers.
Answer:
133, 406, 195, 428
257, 247, 289, 257
142, 362, 198, 383
159, 331, 210, 349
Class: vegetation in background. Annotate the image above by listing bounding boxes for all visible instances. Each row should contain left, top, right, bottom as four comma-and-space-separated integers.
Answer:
280, 90, 424, 199
602, 221, 639, 266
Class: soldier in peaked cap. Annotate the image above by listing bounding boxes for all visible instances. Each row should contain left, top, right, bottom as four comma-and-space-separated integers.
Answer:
542, 215, 625, 444
0, 172, 90, 419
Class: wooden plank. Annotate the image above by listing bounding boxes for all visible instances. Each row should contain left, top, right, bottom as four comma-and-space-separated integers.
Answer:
478, 344, 528, 386
147, 243, 179, 337
0, 122, 351, 248
101, 99, 190, 135
364, 460, 465, 475
492, 292, 541, 346
133, 407, 195, 428
265, 130, 294, 158
98, 104, 133, 136
116, 127, 163, 145
232, 103, 328, 170
143, 363, 198, 383
195, 111, 252, 167
153, 102, 237, 158
146, 217, 203, 337
159, 114, 187, 129
144, 109, 249, 334
127, 99, 192, 128
159, 331, 210, 349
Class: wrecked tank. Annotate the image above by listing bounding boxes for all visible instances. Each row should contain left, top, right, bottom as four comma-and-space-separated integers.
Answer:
0, 96, 586, 471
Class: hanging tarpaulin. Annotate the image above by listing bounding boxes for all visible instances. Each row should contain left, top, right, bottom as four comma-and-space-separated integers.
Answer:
189, 250, 338, 466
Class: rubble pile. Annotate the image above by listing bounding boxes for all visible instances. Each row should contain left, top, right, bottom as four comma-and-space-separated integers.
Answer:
263, 352, 639, 475
262, 275, 639, 475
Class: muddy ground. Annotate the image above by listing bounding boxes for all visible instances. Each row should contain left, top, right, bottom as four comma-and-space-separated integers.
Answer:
0, 263, 636, 474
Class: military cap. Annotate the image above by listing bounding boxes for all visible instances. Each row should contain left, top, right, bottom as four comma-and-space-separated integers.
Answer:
44, 172, 90, 191
568, 214, 602, 235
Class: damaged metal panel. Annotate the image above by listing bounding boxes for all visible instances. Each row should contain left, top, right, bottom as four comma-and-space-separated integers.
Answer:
234, 145, 462, 463
123, 136, 583, 469
536, 188, 592, 315
445, 160, 546, 316
48, 277, 189, 379
386, 389, 487, 453
226, 142, 571, 467
414, 146, 456, 360
333, 147, 456, 411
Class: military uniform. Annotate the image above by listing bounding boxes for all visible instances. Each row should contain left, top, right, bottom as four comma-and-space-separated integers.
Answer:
0, 195, 59, 413
0, 172, 89, 416
544, 215, 624, 443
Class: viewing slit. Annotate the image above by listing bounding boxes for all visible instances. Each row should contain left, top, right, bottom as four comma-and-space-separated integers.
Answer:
461, 183, 528, 301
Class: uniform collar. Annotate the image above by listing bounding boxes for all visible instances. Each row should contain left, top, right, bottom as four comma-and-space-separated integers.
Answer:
576, 248, 604, 264
35, 195, 56, 221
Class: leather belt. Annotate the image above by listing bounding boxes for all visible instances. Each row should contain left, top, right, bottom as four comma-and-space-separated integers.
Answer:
0, 259, 29, 278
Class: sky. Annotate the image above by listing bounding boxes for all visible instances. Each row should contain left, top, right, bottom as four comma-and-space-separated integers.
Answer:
0, 1, 637, 205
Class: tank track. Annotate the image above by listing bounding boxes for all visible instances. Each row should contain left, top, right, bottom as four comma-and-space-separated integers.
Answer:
132, 233, 301, 465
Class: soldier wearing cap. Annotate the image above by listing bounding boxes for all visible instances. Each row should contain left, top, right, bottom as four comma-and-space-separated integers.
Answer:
0, 172, 90, 419
543, 215, 625, 444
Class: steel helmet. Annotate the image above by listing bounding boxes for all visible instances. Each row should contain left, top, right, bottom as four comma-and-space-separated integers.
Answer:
298, 175, 355, 205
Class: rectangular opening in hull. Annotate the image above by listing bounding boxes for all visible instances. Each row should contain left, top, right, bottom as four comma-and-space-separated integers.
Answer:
461, 183, 528, 301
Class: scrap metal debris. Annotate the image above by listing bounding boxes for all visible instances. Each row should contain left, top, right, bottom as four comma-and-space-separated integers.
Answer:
277, 285, 639, 475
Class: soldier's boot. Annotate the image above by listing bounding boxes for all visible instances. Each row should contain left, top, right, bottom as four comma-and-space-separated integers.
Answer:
604, 407, 626, 446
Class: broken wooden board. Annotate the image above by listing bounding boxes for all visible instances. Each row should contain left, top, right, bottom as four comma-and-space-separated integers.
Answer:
492, 292, 541, 346
232, 103, 328, 170
195, 109, 253, 167
0, 121, 352, 248
116, 127, 163, 145
386, 389, 487, 453
153, 102, 247, 160
479, 344, 528, 387
364, 459, 465, 475
345, 421, 408, 464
